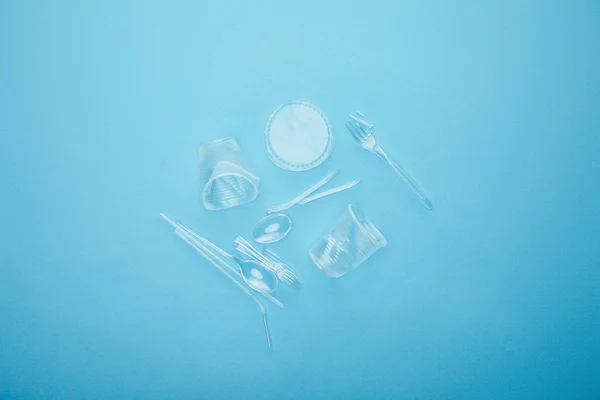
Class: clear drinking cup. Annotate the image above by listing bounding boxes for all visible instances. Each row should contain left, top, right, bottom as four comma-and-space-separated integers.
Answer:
309, 204, 387, 278
200, 137, 260, 211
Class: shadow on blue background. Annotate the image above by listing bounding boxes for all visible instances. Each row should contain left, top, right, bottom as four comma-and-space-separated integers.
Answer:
1, 1, 599, 399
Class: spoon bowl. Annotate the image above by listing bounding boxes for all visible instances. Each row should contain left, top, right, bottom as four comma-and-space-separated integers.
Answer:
237, 258, 279, 293
253, 213, 292, 243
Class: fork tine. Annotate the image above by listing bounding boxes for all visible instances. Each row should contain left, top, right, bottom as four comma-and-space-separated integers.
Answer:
345, 122, 364, 142
356, 123, 370, 138
349, 114, 374, 129
280, 270, 300, 287
282, 277, 295, 287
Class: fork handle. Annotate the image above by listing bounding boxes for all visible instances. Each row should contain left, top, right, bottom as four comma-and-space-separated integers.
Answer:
373, 144, 433, 210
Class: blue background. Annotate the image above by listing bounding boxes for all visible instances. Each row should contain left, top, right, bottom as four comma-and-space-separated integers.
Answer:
1, 1, 599, 399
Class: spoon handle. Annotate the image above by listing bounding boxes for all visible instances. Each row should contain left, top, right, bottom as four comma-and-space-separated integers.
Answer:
178, 223, 234, 261
174, 231, 251, 297
162, 212, 278, 347
261, 309, 272, 349
174, 228, 284, 309
174, 231, 274, 348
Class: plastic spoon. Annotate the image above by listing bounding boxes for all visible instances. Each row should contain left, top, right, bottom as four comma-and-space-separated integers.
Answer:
173, 230, 273, 348
236, 257, 279, 294
161, 213, 283, 307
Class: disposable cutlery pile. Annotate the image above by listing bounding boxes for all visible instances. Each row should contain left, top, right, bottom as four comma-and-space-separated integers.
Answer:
160, 213, 281, 348
234, 236, 302, 289
159, 103, 435, 349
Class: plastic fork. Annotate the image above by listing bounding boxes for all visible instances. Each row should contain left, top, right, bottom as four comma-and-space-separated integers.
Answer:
234, 236, 302, 288
160, 213, 284, 308
160, 213, 273, 348
235, 237, 301, 288
262, 248, 303, 288
345, 119, 433, 210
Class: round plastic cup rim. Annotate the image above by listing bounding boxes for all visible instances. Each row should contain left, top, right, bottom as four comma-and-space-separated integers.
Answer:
264, 101, 334, 171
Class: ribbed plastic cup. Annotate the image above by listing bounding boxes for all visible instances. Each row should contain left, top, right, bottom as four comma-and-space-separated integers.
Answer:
309, 204, 387, 278
199, 138, 260, 211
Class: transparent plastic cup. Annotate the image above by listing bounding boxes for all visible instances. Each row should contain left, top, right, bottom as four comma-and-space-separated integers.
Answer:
309, 204, 387, 278
200, 137, 260, 211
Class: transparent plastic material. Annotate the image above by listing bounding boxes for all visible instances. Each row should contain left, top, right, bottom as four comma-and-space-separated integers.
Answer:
309, 204, 387, 278
200, 137, 260, 210
345, 115, 433, 210
235, 236, 301, 288
267, 169, 361, 214
159, 213, 276, 348
264, 101, 334, 171
252, 213, 292, 244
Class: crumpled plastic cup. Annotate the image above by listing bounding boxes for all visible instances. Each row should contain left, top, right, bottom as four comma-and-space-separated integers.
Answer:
309, 204, 387, 278
200, 137, 260, 211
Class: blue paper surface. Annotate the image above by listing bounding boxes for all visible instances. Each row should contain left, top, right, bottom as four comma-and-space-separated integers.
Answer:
1, 1, 599, 399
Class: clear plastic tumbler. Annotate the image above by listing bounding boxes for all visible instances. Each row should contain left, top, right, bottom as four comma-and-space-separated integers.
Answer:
200, 137, 260, 211
309, 204, 387, 278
